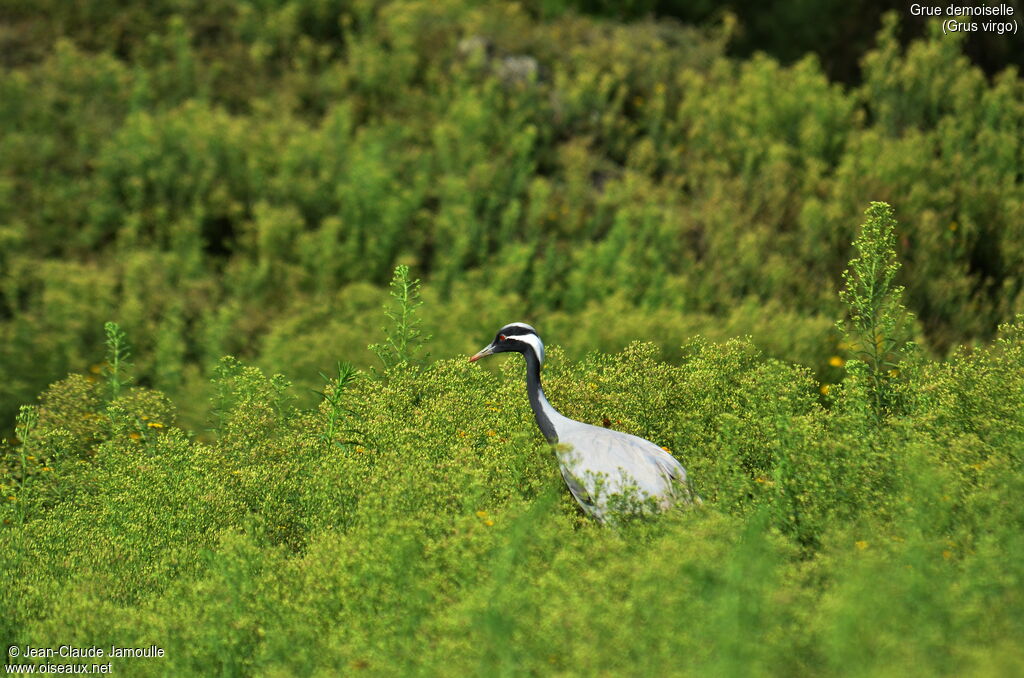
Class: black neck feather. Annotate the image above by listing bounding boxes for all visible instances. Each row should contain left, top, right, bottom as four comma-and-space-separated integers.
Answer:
523, 347, 557, 443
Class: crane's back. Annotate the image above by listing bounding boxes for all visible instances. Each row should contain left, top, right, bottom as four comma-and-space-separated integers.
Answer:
553, 420, 692, 522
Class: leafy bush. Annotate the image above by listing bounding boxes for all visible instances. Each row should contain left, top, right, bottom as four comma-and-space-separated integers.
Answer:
1, 1, 1022, 673
2, 304, 1022, 674
2, 3, 1022, 430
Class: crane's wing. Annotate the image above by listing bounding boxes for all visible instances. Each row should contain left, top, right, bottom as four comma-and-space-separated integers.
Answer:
557, 463, 600, 519
646, 443, 701, 503
554, 422, 696, 518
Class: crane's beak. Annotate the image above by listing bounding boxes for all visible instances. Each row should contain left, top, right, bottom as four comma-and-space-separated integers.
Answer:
469, 344, 496, 362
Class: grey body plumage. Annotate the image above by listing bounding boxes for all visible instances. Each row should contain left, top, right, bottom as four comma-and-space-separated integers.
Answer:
470, 323, 696, 522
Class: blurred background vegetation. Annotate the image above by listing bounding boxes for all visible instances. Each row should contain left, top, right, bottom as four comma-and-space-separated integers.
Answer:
2, 3, 1023, 675
1, 0, 1022, 431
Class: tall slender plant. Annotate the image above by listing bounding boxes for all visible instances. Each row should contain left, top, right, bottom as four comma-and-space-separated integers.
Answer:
837, 202, 913, 419
1, 405, 40, 524
369, 265, 431, 370
103, 321, 133, 401
314, 361, 362, 448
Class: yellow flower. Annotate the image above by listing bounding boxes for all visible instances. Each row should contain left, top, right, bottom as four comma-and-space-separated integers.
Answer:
855, 540, 869, 550
484, 519, 495, 527
41, 466, 52, 472
129, 432, 141, 441
888, 368, 900, 378
828, 356, 845, 367
820, 384, 831, 395
146, 422, 164, 429
486, 430, 496, 437
661, 446, 671, 452
755, 476, 767, 484
476, 510, 488, 519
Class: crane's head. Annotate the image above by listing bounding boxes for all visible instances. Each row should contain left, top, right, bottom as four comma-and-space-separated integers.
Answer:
469, 322, 545, 364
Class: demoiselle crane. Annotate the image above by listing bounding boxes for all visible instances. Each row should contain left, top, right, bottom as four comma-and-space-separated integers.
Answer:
470, 323, 697, 522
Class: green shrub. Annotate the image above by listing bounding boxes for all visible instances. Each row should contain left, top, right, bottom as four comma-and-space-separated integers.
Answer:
3, 309, 1022, 674
3, 3, 1022, 431
1, 3, 1023, 674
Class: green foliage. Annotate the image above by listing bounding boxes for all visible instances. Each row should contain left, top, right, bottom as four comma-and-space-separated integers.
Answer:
1, 3, 1022, 433
34, 374, 104, 457
1, 2, 1022, 674
837, 202, 914, 419
102, 321, 133, 401
369, 265, 431, 370
208, 356, 294, 446
315, 361, 361, 448
1, 319, 1022, 675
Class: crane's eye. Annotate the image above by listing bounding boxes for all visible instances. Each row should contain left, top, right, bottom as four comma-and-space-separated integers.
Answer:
499, 334, 507, 341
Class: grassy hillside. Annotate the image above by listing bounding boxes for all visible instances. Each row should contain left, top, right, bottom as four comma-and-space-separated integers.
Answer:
2, 1, 1023, 675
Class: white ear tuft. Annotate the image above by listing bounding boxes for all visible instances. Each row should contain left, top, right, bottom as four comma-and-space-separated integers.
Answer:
517, 333, 545, 364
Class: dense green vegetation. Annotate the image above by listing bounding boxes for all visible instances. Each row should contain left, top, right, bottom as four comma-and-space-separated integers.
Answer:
2, 0, 1023, 429
3, 262, 1023, 674
2, 1, 1022, 675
